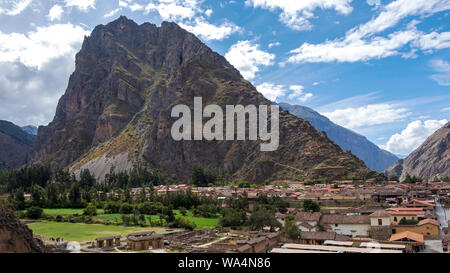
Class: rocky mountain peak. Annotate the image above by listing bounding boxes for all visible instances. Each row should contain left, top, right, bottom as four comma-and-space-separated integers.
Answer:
33, 17, 369, 183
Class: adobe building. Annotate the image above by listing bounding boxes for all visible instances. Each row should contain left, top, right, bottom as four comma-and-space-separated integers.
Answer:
392, 219, 440, 240
126, 231, 164, 251
369, 210, 392, 241
96, 236, 121, 249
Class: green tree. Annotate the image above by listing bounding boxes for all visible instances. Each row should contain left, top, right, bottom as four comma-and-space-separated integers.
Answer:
68, 182, 82, 208
119, 203, 134, 214
179, 207, 187, 216
26, 206, 43, 219
219, 208, 247, 228
84, 204, 97, 216
302, 199, 320, 212
248, 210, 281, 231
283, 217, 300, 240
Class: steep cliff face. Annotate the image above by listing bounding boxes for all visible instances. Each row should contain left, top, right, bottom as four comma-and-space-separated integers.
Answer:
0, 209, 49, 253
34, 16, 369, 183
387, 122, 450, 180
0, 120, 35, 169
278, 103, 398, 172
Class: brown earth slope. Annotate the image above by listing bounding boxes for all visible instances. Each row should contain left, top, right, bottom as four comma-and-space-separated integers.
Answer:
387, 122, 450, 181
33, 16, 370, 183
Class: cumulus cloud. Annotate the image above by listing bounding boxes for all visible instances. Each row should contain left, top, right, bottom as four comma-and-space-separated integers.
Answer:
0, 24, 90, 69
225, 40, 275, 80
126, 0, 240, 41
142, 0, 203, 21
256, 82, 286, 101
322, 104, 411, 130
64, 0, 96, 11
367, 0, 381, 6
255, 83, 313, 103
429, 59, 450, 86
48, 5, 64, 21
0, 57, 76, 126
287, 85, 313, 102
286, 0, 450, 64
0, 23, 89, 126
0, 0, 32, 16
383, 119, 448, 155
104, 8, 121, 18
245, 0, 353, 31
179, 18, 240, 41
268, 42, 280, 48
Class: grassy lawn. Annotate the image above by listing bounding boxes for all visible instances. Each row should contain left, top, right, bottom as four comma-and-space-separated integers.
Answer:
28, 221, 164, 242
42, 208, 105, 216
94, 210, 218, 229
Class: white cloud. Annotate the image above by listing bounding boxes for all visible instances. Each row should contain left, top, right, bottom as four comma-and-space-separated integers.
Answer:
104, 8, 121, 18
367, 0, 381, 6
256, 82, 286, 101
268, 42, 280, 48
143, 0, 202, 21
64, 0, 96, 11
225, 40, 275, 80
179, 18, 240, 41
441, 107, 450, 112
255, 83, 313, 103
383, 119, 448, 155
288, 28, 419, 63
323, 104, 411, 130
48, 5, 64, 21
245, 0, 353, 31
430, 59, 450, 86
287, 85, 313, 102
415, 31, 450, 51
286, 0, 450, 63
0, 24, 90, 69
0, 0, 32, 16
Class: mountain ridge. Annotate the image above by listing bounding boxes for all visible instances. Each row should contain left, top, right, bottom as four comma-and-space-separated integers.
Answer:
278, 103, 398, 172
0, 120, 35, 169
387, 121, 450, 181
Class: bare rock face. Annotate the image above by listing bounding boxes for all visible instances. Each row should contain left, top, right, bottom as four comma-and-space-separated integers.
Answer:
0, 209, 49, 253
387, 122, 450, 180
34, 16, 369, 183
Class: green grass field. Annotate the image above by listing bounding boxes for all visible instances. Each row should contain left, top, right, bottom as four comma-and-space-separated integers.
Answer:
27, 221, 164, 242
42, 208, 105, 216
94, 210, 218, 229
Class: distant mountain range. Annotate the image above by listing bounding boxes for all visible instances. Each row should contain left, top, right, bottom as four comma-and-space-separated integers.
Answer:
387, 121, 450, 181
0, 120, 36, 169
278, 103, 399, 172
21, 125, 38, 136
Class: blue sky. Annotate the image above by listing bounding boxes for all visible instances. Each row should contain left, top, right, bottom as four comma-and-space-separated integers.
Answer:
0, 0, 449, 157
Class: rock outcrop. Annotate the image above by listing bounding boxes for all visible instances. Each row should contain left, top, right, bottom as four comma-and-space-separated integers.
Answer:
0, 209, 49, 253
387, 122, 450, 181
34, 16, 370, 183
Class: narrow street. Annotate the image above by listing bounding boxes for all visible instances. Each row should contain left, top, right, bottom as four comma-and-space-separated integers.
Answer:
435, 198, 448, 230
424, 198, 447, 253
